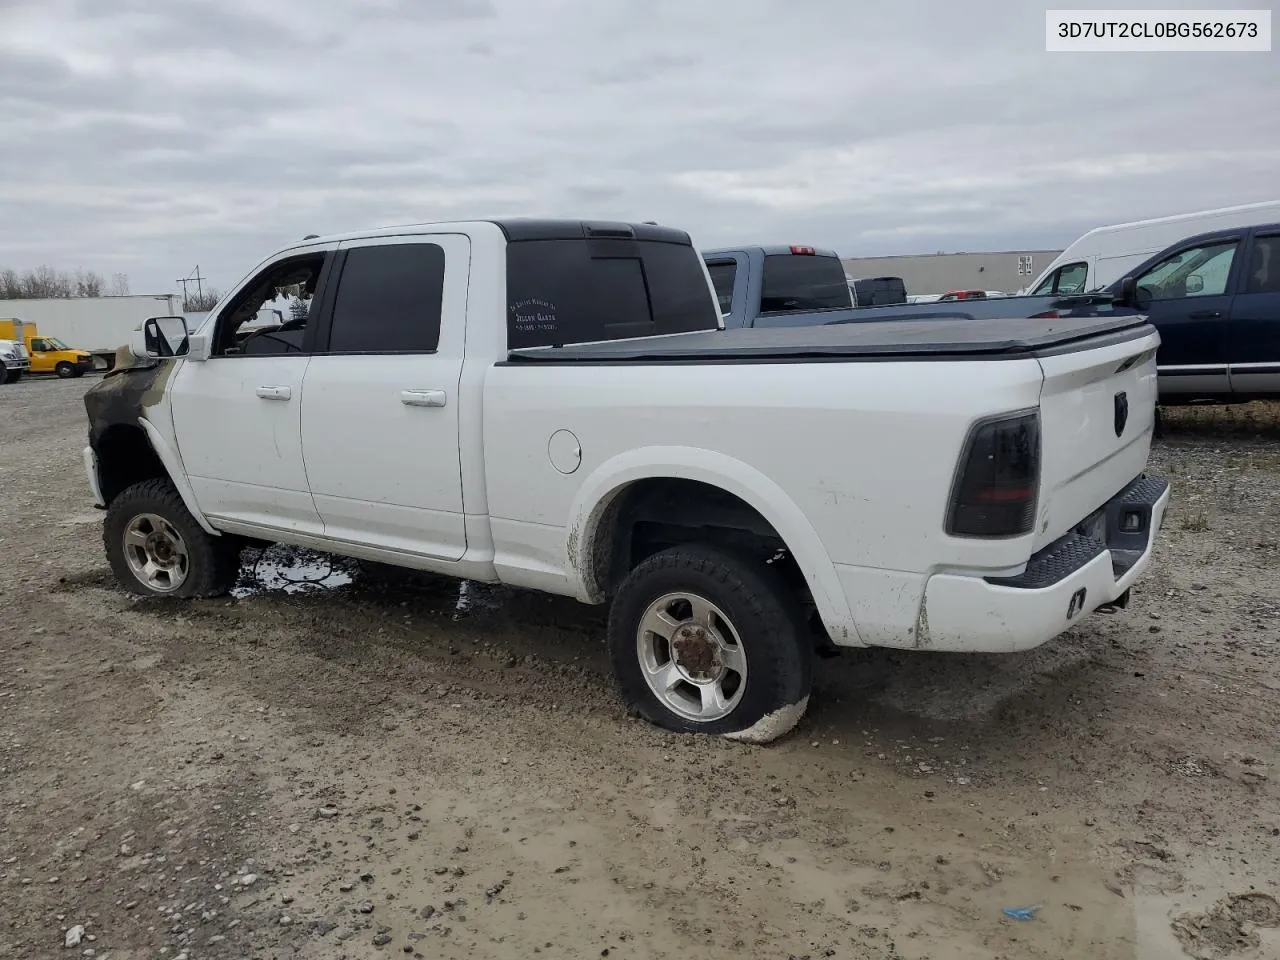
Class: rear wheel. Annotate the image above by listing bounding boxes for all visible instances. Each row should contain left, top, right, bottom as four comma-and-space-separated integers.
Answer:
104, 479, 241, 598
0, 365, 8, 385
55, 361, 76, 379
608, 544, 811, 743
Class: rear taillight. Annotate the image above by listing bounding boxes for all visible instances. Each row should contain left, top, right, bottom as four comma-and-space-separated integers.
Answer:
947, 411, 1040, 538
789, 245, 816, 255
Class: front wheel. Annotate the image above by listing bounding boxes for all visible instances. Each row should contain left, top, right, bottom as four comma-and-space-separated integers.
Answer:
104, 479, 241, 598
55, 361, 76, 379
608, 544, 812, 744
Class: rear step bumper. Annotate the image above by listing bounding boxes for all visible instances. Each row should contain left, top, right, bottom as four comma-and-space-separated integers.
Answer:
919, 475, 1170, 653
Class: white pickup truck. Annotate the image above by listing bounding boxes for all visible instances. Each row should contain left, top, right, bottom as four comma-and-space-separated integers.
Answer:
83, 218, 1170, 743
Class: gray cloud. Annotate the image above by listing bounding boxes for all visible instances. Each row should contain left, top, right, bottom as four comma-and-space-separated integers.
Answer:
0, 0, 1276, 293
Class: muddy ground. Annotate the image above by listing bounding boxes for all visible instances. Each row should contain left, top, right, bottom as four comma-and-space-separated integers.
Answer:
1, 375, 1277, 960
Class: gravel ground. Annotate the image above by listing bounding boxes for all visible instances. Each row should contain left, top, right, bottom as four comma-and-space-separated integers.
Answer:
1, 374, 1277, 960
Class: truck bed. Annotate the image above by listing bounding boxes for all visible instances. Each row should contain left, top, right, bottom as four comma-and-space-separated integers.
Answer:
505, 314, 1152, 364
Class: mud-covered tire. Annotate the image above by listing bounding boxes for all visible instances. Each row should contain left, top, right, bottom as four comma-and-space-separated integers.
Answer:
104, 479, 241, 598
608, 544, 812, 744
55, 361, 76, 379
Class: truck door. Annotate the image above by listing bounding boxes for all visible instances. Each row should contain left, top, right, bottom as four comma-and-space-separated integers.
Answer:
168, 249, 333, 534
1227, 231, 1280, 397
299, 234, 469, 560
1128, 234, 1243, 399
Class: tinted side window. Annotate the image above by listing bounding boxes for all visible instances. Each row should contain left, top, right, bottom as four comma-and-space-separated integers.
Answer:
327, 243, 445, 353
1137, 241, 1238, 300
706, 261, 736, 313
1245, 236, 1280, 294
506, 239, 718, 349
760, 255, 851, 313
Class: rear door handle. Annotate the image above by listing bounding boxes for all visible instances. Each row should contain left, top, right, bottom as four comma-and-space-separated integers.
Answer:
400, 389, 447, 408
1188, 310, 1222, 320
255, 385, 291, 401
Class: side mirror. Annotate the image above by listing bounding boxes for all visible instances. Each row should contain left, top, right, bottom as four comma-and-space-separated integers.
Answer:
1185, 274, 1204, 295
1117, 276, 1139, 307
142, 316, 190, 358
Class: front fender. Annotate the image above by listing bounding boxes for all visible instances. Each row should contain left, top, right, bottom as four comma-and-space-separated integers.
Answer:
565, 445, 861, 645
137, 417, 219, 536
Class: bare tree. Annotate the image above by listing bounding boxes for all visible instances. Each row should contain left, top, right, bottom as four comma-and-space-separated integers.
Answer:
74, 270, 104, 298
109, 273, 130, 296
184, 288, 223, 312
0, 265, 121, 299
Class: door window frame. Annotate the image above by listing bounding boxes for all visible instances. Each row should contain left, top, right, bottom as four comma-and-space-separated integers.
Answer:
309, 233, 470, 358
310, 237, 455, 357
206, 247, 338, 359
1031, 261, 1088, 296
1133, 236, 1243, 303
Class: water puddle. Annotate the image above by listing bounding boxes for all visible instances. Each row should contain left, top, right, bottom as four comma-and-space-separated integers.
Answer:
230, 545, 509, 620
232, 545, 354, 597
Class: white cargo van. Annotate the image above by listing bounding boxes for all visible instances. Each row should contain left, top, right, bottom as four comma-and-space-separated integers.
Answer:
1026, 200, 1280, 296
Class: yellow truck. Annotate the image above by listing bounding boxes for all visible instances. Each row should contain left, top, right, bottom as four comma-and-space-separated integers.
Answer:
0, 318, 95, 378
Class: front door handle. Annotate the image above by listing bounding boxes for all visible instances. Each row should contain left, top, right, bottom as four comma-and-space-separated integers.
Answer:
1188, 310, 1222, 320
400, 389, 447, 408
255, 385, 291, 401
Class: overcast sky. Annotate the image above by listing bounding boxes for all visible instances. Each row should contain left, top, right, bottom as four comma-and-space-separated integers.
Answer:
1, 0, 1277, 295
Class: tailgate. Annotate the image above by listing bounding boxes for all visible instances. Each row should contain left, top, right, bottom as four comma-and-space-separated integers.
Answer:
1033, 329, 1160, 551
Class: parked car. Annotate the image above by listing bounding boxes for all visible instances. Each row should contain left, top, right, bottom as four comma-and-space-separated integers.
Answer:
0, 318, 94, 378
83, 218, 1169, 742
0, 338, 30, 384
938, 289, 1007, 301
1025, 198, 1280, 297
850, 276, 908, 307
1059, 222, 1280, 404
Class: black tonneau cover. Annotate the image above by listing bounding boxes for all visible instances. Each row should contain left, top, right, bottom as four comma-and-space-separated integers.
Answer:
505, 314, 1153, 364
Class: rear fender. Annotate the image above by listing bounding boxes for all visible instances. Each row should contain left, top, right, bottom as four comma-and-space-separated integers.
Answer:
566, 445, 861, 645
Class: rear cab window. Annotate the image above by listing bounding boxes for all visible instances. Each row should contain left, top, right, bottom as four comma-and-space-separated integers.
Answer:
504, 224, 719, 350
759, 253, 852, 314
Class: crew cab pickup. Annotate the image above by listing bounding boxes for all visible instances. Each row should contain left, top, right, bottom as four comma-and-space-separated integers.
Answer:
83, 219, 1170, 743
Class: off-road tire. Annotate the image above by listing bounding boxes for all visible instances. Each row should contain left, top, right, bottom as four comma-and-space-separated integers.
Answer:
608, 544, 812, 743
104, 479, 241, 598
